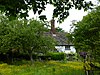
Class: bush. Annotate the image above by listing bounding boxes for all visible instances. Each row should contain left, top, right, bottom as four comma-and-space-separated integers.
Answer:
38, 55, 51, 61
66, 53, 78, 61
48, 52, 66, 60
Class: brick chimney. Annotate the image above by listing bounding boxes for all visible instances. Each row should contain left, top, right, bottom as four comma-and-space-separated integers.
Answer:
50, 17, 56, 34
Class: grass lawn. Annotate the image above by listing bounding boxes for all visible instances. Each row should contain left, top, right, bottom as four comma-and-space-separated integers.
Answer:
0, 60, 87, 75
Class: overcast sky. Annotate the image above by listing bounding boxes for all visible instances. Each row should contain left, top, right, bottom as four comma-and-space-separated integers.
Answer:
28, 0, 98, 32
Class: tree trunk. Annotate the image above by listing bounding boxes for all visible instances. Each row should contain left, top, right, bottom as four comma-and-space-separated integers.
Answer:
29, 53, 34, 64
11, 51, 14, 64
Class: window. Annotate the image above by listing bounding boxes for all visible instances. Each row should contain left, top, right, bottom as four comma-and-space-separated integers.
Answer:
65, 46, 70, 50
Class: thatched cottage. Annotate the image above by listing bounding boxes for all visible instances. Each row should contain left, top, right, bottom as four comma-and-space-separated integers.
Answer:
45, 18, 76, 54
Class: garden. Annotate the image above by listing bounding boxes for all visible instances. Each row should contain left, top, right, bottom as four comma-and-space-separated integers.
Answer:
0, 61, 84, 75
0, 0, 100, 75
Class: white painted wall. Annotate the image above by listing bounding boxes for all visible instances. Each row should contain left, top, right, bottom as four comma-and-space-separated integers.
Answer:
70, 46, 76, 53
55, 46, 65, 52
55, 46, 76, 54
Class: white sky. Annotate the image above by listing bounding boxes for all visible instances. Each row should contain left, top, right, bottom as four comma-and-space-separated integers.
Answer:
28, 0, 98, 32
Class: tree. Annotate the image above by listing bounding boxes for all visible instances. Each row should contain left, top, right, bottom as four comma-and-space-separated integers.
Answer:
0, 14, 11, 53
0, 0, 93, 22
0, 15, 56, 63
70, 6, 100, 63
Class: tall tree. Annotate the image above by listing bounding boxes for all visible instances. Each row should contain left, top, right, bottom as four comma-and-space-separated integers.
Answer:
70, 6, 100, 62
0, 0, 93, 22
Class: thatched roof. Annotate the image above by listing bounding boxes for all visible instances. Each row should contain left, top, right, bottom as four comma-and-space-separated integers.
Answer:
44, 32, 73, 46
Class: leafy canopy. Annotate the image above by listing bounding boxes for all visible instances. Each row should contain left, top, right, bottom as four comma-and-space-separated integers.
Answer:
70, 6, 100, 62
0, 15, 56, 55
0, 0, 93, 22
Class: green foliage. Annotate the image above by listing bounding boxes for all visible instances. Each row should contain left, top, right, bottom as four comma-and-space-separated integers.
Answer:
0, 15, 56, 62
66, 53, 78, 61
55, 27, 64, 32
0, 0, 93, 22
48, 52, 66, 60
70, 6, 100, 62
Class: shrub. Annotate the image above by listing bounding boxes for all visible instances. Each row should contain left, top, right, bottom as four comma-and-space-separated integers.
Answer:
66, 53, 78, 61
48, 52, 65, 60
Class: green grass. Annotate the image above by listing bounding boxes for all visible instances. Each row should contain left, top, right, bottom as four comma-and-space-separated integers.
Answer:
0, 61, 87, 75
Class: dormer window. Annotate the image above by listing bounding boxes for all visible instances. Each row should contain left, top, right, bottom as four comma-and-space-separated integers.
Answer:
65, 45, 70, 50
52, 34, 56, 36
